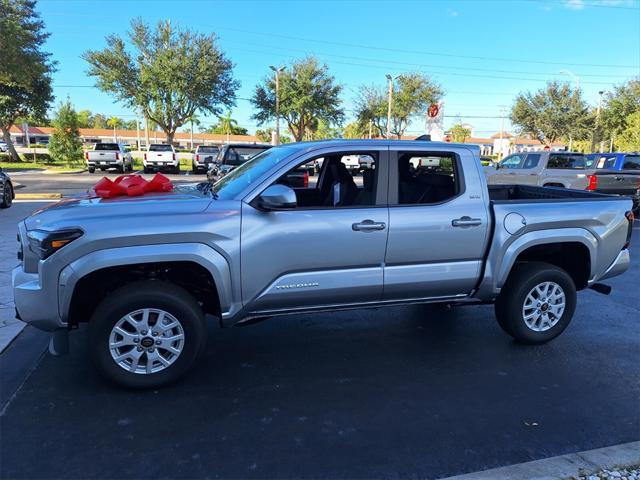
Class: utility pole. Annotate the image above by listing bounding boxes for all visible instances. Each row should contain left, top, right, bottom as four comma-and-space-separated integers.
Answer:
136, 117, 141, 150
591, 90, 604, 152
270, 65, 285, 145
368, 119, 372, 139
385, 74, 393, 139
144, 115, 149, 149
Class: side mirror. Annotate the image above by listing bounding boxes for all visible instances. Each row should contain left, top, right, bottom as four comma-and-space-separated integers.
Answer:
257, 184, 297, 210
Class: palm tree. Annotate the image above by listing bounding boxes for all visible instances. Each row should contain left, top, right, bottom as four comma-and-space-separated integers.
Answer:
106, 116, 123, 141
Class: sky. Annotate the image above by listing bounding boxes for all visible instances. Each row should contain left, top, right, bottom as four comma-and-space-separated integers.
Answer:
36, 0, 640, 138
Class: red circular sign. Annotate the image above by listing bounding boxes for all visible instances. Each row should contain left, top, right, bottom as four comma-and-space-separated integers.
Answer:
427, 104, 440, 118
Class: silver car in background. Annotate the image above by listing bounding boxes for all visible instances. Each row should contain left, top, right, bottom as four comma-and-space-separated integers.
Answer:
486, 151, 592, 189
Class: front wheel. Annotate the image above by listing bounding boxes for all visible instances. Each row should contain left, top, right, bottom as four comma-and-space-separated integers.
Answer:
495, 262, 576, 344
88, 280, 207, 388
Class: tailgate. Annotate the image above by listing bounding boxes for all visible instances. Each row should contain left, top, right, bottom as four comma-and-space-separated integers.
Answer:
595, 171, 640, 195
88, 151, 117, 161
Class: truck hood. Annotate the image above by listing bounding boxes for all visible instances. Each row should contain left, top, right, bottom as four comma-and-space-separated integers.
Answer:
25, 184, 213, 231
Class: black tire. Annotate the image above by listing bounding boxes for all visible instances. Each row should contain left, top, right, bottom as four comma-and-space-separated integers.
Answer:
143, 167, 151, 174
173, 166, 181, 175
0, 182, 13, 208
192, 163, 197, 174
88, 166, 96, 174
88, 280, 207, 388
495, 262, 576, 344
118, 164, 126, 174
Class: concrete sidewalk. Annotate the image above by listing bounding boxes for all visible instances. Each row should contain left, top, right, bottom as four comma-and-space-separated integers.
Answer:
441, 441, 640, 480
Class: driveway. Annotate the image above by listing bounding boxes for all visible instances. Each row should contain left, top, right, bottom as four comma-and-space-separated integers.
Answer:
0, 194, 638, 479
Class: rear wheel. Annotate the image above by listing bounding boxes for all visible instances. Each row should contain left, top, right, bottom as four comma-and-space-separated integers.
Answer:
495, 262, 576, 344
88, 280, 207, 388
0, 182, 13, 208
88, 166, 96, 174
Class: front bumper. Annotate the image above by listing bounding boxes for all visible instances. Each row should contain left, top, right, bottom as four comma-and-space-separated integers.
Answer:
12, 265, 65, 331
597, 249, 631, 282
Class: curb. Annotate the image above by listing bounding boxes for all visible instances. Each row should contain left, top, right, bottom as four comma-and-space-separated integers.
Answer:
15, 193, 62, 199
440, 441, 640, 480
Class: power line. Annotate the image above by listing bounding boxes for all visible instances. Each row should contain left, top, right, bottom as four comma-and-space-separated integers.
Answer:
213, 25, 640, 69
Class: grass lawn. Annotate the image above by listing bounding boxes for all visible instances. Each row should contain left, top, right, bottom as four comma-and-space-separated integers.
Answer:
0, 161, 85, 173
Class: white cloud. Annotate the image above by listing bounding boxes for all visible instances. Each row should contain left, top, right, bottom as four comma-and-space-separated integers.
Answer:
564, 0, 585, 9
447, 8, 459, 16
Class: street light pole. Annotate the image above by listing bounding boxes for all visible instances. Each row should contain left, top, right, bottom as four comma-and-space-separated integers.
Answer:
385, 74, 394, 139
270, 65, 285, 145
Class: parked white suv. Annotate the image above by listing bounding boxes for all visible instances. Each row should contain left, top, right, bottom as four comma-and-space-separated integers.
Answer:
144, 144, 179, 174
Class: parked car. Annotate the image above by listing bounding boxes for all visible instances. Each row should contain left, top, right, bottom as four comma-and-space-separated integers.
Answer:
144, 144, 179, 174
0, 141, 8, 153
0, 167, 15, 208
85, 143, 134, 174
585, 153, 640, 213
206, 143, 271, 182
12, 140, 634, 388
341, 154, 361, 172
191, 145, 219, 174
486, 151, 591, 189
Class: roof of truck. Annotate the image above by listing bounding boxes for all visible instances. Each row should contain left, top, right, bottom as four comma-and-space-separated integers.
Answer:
282, 139, 480, 150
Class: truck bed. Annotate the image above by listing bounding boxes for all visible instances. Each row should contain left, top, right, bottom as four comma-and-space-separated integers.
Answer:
488, 184, 621, 203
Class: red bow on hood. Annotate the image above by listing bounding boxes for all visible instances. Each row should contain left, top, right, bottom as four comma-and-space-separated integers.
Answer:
91, 173, 174, 199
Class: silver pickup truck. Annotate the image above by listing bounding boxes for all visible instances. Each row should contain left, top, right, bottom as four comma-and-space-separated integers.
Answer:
85, 143, 134, 174
12, 140, 634, 388
486, 151, 591, 189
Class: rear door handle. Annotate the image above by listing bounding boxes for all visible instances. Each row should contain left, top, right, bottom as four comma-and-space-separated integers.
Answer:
352, 219, 386, 232
452, 216, 482, 227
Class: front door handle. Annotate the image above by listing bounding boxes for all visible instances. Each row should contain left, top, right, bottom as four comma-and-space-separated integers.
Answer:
352, 219, 386, 232
452, 216, 482, 227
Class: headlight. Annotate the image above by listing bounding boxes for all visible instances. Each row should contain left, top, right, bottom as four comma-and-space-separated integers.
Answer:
27, 229, 83, 259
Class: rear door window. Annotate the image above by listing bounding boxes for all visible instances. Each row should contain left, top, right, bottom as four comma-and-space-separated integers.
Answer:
622, 155, 640, 170
547, 154, 586, 169
595, 155, 617, 169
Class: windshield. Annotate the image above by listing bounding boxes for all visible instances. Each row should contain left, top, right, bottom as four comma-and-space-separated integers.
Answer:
95, 143, 119, 151
224, 146, 270, 166
212, 146, 296, 200
198, 146, 219, 154
149, 144, 173, 152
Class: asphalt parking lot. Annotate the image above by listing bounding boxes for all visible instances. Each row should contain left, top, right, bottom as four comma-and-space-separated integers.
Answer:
0, 183, 638, 479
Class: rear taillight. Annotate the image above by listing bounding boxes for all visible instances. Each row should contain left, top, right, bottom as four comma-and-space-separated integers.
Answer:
303, 170, 309, 188
115, 152, 120, 160
144, 153, 147, 160
624, 211, 634, 249
84, 151, 88, 160
196, 154, 200, 162
172, 153, 176, 161
586, 174, 597, 191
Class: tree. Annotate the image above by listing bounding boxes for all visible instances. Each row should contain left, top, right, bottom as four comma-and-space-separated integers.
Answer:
307, 118, 341, 140
48, 99, 83, 165
354, 73, 442, 139
510, 81, 591, 146
251, 57, 344, 142
106, 116, 123, 130
615, 111, 640, 151
343, 121, 368, 139
0, 0, 55, 161
255, 127, 291, 144
91, 113, 107, 129
203, 112, 248, 135
601, 78, 640, 139
76, 109, 92, 128
83, 18, 239, 144
448, 123, 471, 143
